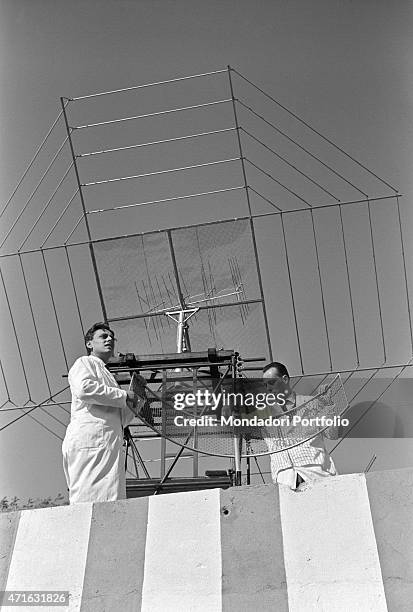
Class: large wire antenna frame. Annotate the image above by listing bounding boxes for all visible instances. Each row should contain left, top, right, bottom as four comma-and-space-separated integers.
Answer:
0, 66, 412, 485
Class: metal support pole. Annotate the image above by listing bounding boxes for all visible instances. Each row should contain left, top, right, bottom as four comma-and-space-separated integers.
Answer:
177, 311, 184, 353
124, 427, 151, 479
246, 440, 251, 485
231, 352, 242, 485
233, 435, 242, 486
124, 429, 139, 477
227, 67, 273, 360
160, 369, 167, 478
60, 98, 108, 322
166, 230, 193, 352
166, 308, 198, 354
192, 368, 199, 477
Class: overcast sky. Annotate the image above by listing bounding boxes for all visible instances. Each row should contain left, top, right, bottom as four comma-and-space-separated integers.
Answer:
1, 0, 412, 500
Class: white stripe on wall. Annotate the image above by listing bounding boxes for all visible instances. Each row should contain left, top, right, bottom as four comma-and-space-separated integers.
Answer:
279, 473, 388, 612
5, 504, 92, 612
142, 488, 222, 612
80, 498, 149, 611
0, 511, 21, 594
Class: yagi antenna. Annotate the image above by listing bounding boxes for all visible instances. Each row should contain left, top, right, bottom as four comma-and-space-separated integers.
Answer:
134, 257, 247, 353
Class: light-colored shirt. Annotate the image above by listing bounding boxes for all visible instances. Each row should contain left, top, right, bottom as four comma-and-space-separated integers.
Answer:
265, 393, 337, 479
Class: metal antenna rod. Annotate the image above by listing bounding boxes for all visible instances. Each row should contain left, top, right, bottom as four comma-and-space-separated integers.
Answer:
60, 98, 108, 323
227, 65, 273, 360
364, 454, 377, 473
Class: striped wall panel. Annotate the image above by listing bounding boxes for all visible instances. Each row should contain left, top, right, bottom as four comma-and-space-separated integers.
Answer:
0, 510, 20, 595
1, 469, 412, 611
366, 468, 413, 612
279, 474, 387, 611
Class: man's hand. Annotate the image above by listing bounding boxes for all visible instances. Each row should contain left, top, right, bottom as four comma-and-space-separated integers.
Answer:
131, 373, 147, 398
317, 383, 330, 399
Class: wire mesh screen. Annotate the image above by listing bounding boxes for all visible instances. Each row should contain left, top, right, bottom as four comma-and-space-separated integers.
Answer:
94, 218, 268, 357
261, 374, 348, 455
171, 221, 260, 303
94, 232, 173, 319
137, 373, 348, 457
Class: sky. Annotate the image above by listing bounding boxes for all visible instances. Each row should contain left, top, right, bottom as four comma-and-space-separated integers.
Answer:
1, 0, 413, 501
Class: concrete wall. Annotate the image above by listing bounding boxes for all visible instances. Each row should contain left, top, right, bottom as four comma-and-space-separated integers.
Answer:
1, 469, 412, 611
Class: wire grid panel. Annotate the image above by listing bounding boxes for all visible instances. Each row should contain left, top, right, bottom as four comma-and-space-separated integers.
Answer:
136, 373, 348, 458
171, 221, 260, 304
253, 199, 413, 374
0, 245, 101, 411
94, 218, 269, 357
261, 374, 349, 455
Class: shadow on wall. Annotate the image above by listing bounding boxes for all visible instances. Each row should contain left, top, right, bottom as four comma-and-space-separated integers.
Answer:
343, 401, 406, 438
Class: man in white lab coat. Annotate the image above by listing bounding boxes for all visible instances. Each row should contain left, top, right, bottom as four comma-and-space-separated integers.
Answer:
62, 322, 140, 503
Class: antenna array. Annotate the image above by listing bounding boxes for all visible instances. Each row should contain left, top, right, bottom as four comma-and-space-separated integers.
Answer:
0, 67, 411, 483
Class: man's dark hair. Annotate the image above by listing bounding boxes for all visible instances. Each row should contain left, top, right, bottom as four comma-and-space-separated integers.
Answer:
262, 361, 290, 378
84, 322, 114, 354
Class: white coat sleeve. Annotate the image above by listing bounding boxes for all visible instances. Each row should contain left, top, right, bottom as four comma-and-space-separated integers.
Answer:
121, 404, 136, 428
69, 357, 127, 408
